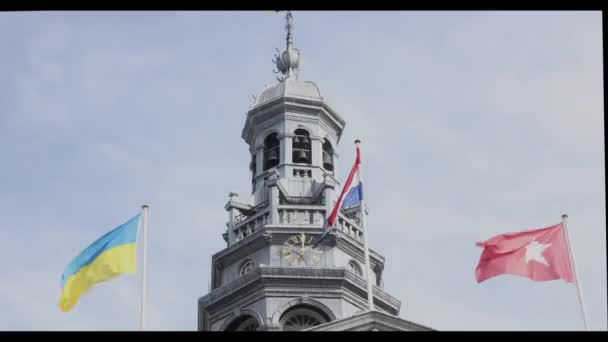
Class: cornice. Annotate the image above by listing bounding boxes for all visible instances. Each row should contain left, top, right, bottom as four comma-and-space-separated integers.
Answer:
212, 230, 269, 267
306, 311, 434, 331
200, 266, 401, 315
242, 95, 346, 146
333, 230, 385, 270
224, 200, 252, 212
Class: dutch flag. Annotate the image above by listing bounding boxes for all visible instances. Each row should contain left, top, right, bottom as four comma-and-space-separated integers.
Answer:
313, 145, 363, 248
341, 181, 363, 210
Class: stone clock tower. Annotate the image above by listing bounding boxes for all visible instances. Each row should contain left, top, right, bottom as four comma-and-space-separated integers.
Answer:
198, 12, 432, 331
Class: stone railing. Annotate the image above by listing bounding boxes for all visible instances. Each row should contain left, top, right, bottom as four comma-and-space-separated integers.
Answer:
277, 205, 326, 226
335, 213, 363, 242
234, 201, 268, 224
232, 208, 270, 243
229, 206, 368, 254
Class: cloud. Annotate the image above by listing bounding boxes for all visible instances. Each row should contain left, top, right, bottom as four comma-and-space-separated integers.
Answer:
0, 11, 604, 331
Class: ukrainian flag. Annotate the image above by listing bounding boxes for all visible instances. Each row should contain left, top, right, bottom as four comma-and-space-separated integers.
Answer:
59, 214, 140, 312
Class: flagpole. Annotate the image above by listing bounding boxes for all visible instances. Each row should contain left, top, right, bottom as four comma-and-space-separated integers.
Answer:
139, 204, 149, 331
561, 214, 590, 331
355, 139, 374, 311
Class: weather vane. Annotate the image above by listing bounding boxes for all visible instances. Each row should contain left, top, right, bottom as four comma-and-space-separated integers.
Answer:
272, 11, 300, 82
284, 11, 293, 48
272, 10, 294, 48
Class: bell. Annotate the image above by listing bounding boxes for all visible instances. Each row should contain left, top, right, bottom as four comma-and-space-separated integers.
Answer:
267, 150, 279, 163
294, 150, 310, 163
323, 152, 334, 171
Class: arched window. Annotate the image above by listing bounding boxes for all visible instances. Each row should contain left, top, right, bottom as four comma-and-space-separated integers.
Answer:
347, 260, 362, 277
292, 129, 311, 164
322, 139, 334, 172
250, 153, 257, 189
225, 315, 260, 331
239, 259, 256, 276
376, 267, 383, 287
263, 133, 280, 171
280, 305, 330, 331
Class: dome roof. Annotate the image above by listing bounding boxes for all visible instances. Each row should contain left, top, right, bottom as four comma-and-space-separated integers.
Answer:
250, 11, 322, 109
253, 78, 322, 108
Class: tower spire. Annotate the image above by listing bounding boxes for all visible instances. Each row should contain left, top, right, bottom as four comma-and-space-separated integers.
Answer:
273, 10, 300, 82
285, 11, 294, 48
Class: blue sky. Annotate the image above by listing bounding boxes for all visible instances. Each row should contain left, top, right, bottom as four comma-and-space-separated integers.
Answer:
0, 11, 605, 331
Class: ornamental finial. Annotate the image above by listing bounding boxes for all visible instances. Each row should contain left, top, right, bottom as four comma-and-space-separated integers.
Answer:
272, 10, 301, 82
285, 11, 294, 48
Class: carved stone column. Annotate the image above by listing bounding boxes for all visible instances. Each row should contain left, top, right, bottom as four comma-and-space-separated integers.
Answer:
224, 192, 240, 246
251, 145, 264, 202
279, 133, 293, 167
310, 135, 322, 168
323, 172, 338, 216
265, 168, 281, 225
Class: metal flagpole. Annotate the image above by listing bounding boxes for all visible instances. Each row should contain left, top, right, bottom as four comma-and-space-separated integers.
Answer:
355, 139, 374, 311
561, 214, 590, 331
139, 204, 149, 331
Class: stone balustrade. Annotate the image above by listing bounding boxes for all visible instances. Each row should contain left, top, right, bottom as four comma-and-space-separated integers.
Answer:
277, 205, 326, 226
232, 209, 270, 243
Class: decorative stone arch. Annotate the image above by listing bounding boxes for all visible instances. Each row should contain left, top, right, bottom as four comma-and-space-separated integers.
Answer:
292, 127, 312, 164
239, 258, 256, 276
321, 133, 339, 160
255, 128, 283, 150
219, 308, 265, 331
321, 133, 337, 146
271, 297, 337, 326
292, 124, 314, 134
347, 259, 363, 277
321, 138, 335, 172
261, 130, 281, 171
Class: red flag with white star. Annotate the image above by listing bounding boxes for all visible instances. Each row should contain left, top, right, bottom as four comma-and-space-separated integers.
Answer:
475, 223, 574, 283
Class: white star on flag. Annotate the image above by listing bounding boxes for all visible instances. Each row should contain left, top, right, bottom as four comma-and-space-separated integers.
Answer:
524, 240, 552, 266
475, 222, 574, 284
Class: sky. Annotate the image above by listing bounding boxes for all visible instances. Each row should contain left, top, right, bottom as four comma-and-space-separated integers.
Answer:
0, 11, 605, 331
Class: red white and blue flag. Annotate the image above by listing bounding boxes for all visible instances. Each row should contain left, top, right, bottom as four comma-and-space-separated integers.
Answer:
313, 146, 363, 248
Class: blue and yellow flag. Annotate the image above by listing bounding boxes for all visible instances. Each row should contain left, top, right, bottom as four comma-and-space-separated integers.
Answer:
59, 214, 140, 312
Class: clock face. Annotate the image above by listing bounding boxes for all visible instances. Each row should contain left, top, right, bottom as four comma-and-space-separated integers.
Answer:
282, 233, 323, 267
